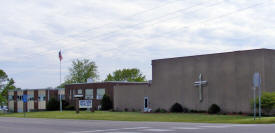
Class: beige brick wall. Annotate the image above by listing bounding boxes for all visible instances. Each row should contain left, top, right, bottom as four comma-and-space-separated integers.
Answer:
38, 90, 46, 110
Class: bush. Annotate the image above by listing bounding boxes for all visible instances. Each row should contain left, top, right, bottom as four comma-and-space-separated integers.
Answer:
154, 108, 167, 113
251, 92, 275, 115
101, 94, 113, 110
46, 98, 59, 111
160, 109, 167, 113
154, 108, 161, 113
170, 103, 184, 112
182, 107, 189, 113
208, 104, 221, 114
64, 105, 75, 110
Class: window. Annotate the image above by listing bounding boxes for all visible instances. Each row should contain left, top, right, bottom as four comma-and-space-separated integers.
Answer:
38, 94, 46, 101
85, 89, 93, 99
17, 95, 23, 101
96, 88, 105, 99
77, 89, 82, 95
28, 95, 34, 101
8, 95, 13, 101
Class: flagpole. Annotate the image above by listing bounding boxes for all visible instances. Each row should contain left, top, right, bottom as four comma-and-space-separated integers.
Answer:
59, 51, 62, 112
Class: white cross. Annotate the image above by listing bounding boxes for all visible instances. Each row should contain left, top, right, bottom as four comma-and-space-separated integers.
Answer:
193, 73, 207, 102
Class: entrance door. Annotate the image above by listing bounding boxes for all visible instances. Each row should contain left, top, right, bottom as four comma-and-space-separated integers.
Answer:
144, 96, 149, 112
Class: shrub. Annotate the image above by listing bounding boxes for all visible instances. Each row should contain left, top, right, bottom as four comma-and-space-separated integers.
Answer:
160, 108, 167, 113
182, 107, 189, 113
155, 108, 167, 113
101, 94, 113, 110
251, 92, 275, 115
46, 98, 59, 111
208, 104, 221, 114
64, 105, 75, 110
170, 103, 184, 112
124, 108, 128, 112
154, 108, 161, 113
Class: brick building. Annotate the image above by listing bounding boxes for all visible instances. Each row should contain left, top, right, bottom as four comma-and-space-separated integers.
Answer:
8, 88, 64, 112
65, 81, 148, 110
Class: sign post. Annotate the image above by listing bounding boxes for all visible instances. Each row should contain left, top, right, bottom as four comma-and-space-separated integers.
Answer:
253, 72, 261, 120
259, 83, 262, 119
253, 86, 256, 120
74, 95, 83, 114
23, 94, 28, 118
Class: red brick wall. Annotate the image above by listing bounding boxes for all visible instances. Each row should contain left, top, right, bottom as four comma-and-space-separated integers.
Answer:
14, 91, 17, 112
65, 82, 148, 110
34, 90, 38, 111
23, 90, 28, 112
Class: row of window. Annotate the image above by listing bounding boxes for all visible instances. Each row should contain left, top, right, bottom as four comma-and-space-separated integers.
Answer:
70, 88, 105, 100
8, 95, 46, 101
8, 88, 106, 101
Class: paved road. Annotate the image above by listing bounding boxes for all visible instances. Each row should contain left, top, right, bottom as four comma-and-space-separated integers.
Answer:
0, 117, 274, 133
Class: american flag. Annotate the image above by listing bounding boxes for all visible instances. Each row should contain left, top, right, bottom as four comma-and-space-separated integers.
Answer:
59, 50, 63, 61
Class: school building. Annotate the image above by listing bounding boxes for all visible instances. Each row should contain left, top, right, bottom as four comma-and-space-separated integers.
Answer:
8, 88, 64, 112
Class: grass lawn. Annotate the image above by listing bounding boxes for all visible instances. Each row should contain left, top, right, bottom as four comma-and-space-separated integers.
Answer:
0, 111, 274, 124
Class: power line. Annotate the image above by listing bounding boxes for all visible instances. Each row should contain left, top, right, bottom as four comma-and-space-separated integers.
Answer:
67, 0, 184, 37
37, 0, 186, 50
84, 1, 266, 48
158, 2, 265, 38
81, 0, 224, 41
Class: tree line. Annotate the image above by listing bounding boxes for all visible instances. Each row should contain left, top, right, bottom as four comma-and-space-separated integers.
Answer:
58, 58, 147, 88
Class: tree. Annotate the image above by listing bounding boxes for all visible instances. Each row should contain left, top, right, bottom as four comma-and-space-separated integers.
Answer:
1, 78, 16, 101
0, 69, 8, 89
61, 59, 99, 87
0, 69, 9, 105
105, 68, 146, 82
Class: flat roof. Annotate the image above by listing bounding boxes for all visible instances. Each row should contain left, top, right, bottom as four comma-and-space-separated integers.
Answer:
8, 88, 63, 92
152, 48, 274, 62
66, 81, 149, 86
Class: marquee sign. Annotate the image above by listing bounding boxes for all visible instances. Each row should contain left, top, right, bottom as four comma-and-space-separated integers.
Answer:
79, 100, 92, 108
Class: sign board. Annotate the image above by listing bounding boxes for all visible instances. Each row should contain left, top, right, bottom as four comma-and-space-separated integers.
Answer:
253, 72, 261, 88
79, 100, 92, 108
23, 94, 28, 103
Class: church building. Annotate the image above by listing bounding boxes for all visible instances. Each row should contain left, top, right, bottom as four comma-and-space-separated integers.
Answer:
114, 49, 275, 113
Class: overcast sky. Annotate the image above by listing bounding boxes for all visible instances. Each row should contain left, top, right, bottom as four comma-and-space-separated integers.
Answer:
1, 0, 275, 89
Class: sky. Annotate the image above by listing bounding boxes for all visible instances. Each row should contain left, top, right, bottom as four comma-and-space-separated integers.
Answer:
1, 0, 275, 89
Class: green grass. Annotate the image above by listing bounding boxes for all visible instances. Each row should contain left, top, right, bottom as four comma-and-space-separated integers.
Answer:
0, 111, 274, 124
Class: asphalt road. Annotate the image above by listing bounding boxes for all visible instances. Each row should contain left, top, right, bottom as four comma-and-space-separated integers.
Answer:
0, 117, 275, 133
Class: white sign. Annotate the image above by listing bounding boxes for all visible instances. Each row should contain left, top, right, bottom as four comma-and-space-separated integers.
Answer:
79, 100, 92, 108
253, 72, 261, 88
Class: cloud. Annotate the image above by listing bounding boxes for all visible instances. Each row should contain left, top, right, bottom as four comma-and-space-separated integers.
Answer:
0, 0, 275, 88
